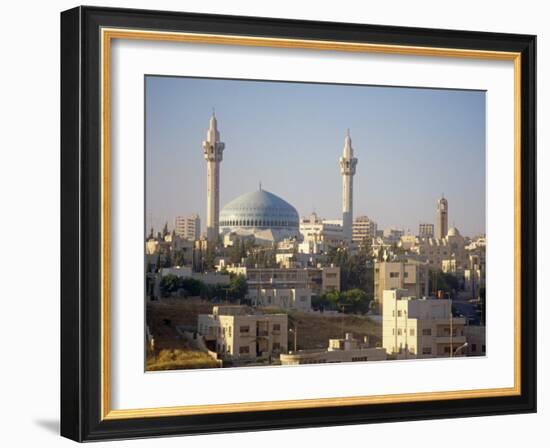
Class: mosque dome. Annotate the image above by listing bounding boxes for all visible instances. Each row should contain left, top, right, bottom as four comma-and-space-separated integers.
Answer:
447, 226, 461, 237
219, 189, 300, 241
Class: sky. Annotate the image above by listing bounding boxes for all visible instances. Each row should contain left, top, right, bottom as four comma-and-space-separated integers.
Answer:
145, 76, 486, 237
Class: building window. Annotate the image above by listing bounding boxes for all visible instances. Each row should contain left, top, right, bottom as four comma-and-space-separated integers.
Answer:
404, 272, 409, 278
240, 326, 250, 334
273, 324, 281, 331
239, 346, 249, 354
410, 329, 415, 336
397, 328, 402, 336
390, 272, 399, 278
422, 328, 432, 336
482, 345, 486, 353
422, 347, 432, 355
273, 342, 281, 351
397, 310, 402, 317
471, 343, 477, 352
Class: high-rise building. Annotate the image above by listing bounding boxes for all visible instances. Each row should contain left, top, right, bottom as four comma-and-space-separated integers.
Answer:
175, 214, 201, 240
339, 130, 358, 241
418, 223, 434, 238
435, 196, 448, 239
352, 216, 377, 244
202, 112, 225, 242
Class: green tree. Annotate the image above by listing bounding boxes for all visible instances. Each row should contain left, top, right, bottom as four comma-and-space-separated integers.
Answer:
172, 249, 187, 267
159, 274, 180, 297
340, 288, 371, 314
179, 278, 204, 297
203, 247, 216, 271
228, 274, 248, 301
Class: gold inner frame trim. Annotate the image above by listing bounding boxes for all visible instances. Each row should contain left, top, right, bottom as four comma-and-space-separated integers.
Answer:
100, 27, 522, 420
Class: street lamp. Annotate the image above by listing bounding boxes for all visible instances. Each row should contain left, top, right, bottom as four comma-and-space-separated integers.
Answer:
453, 342, 468, 357
289, 326, 297, 353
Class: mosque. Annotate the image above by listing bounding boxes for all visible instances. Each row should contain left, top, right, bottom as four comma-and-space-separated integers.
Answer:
202, 112, 357, 244
219, 187, 300, 243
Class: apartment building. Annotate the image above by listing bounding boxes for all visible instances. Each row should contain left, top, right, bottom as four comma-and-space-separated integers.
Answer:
382, 290, 467, 359
374, 260, 429, 306
198, 306, 288, 361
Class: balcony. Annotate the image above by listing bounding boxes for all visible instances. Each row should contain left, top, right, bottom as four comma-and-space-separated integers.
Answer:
434, 335, 466, 344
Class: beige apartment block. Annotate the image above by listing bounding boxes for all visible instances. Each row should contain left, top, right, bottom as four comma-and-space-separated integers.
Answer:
226, 266, 341, 294
299, 212, 345, 247
374, 260, 429, 306
352, 215, 378, 244
198, 306, 288, 362
175, 213, 201, 241
382, 290, 467, 359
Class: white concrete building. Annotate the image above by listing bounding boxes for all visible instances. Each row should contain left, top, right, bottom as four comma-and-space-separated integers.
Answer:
464, 325, 486, 356
339, 130, 358, 241
226, 266, 340, 295
248, 287, 312, 310
300, 212, 344, 249
198, 306, 288, 361
382, 290, 467, 359
352, 216, 377, 244
202, 112, 225, 242
280, 333, 387, 365
175, 213, 201, 240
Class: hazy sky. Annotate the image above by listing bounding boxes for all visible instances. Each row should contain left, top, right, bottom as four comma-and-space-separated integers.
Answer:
145, 76, 486, 237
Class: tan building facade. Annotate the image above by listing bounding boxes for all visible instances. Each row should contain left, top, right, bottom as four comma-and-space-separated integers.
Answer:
175, 213, 201, 240
226, 265, 340, 295
382, 290, 467, 359
352, 215, 378, 244
374, 260, 429, 306
198, 306, 288, 361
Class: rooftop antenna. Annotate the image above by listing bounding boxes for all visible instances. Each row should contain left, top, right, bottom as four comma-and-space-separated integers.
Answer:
259, 181, 262, 191
212, 107, 216, 117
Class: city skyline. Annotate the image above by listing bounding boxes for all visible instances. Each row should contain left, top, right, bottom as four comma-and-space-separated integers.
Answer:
146, 76, 486, 237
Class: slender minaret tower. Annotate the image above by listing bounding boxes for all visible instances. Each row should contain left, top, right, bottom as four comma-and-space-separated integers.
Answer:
435, 195, 448, 239
202, 111, 225, 242
339, 130, 358, 241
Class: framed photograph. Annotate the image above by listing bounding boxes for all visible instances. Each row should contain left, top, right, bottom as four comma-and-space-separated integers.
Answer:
60, 6, 536, 441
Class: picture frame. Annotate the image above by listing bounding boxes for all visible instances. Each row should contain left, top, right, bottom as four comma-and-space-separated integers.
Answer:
60, 5, 536, 441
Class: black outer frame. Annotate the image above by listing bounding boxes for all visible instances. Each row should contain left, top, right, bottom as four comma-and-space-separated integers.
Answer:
60, 6, 537, 442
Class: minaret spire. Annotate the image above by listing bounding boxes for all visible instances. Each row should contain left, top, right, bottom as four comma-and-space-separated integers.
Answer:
202, 111, 225, 242
339, 130, 358, 242
436, 195, 448, 239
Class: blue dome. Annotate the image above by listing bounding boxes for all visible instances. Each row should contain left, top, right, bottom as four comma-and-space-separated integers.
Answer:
219, 189, 299, 233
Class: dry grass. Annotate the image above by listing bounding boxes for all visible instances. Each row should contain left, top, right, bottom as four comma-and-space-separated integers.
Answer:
146, 299, 381, 370
285, 311, 381, 350
147, 348, 219, 371
146, 298, 222, 371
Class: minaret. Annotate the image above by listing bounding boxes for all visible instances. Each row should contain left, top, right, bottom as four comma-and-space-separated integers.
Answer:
339, 130, 358, 241
202, 111, 225, 242
436, 195, 448, 239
